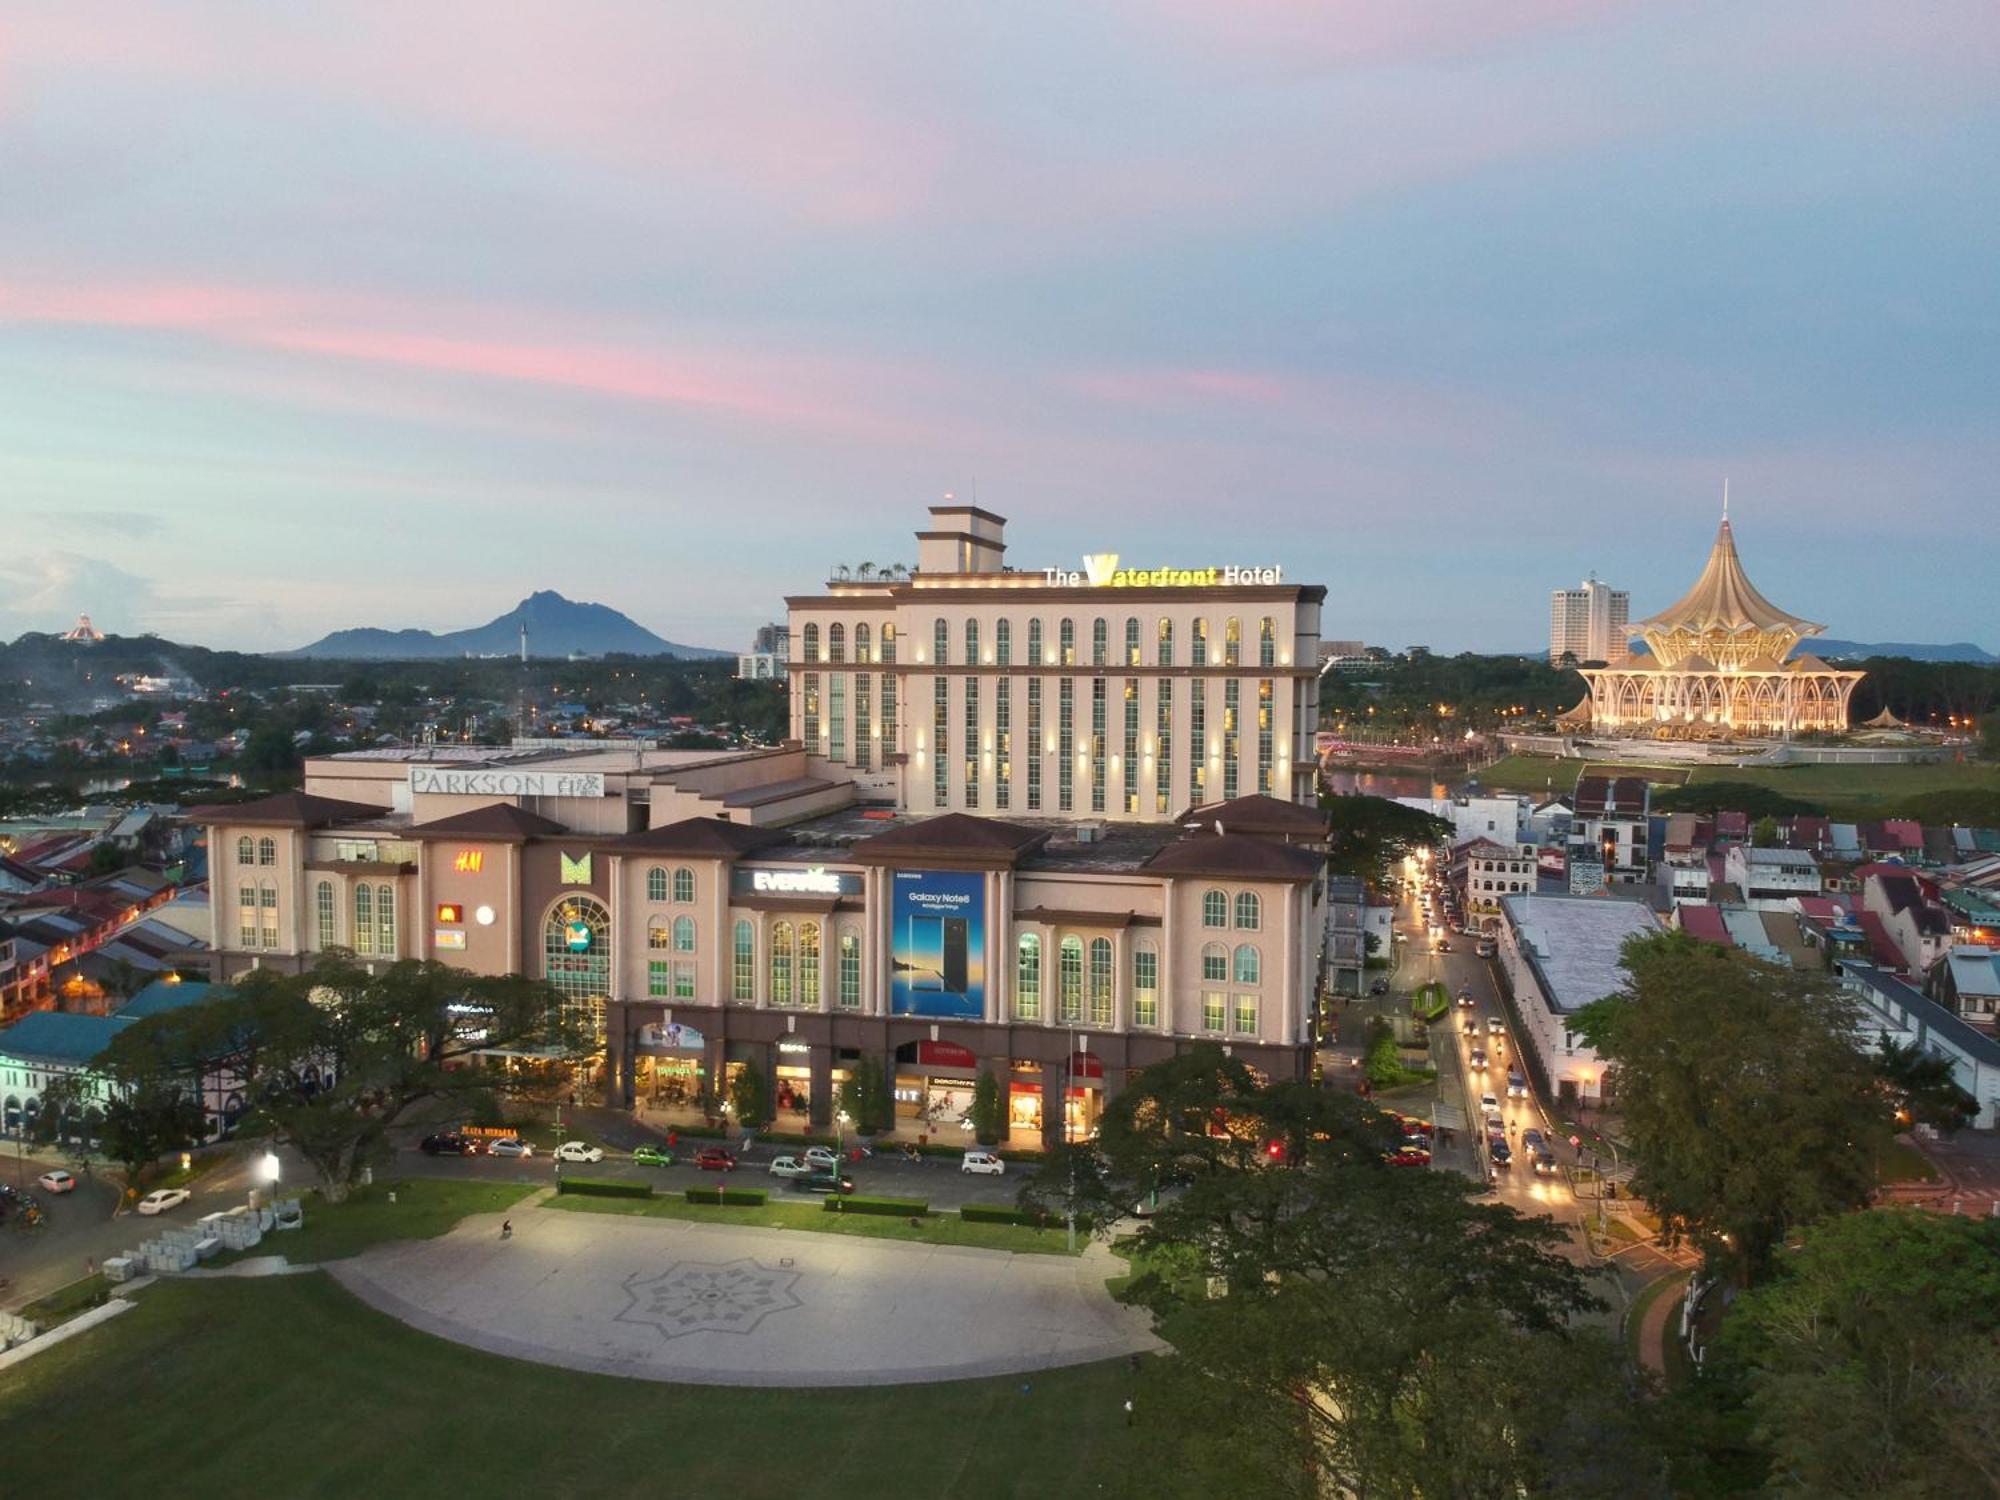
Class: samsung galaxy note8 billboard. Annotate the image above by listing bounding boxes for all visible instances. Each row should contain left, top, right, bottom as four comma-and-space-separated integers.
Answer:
889, 870, 986, 1019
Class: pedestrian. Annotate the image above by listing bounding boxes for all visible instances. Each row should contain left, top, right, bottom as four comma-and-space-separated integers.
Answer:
500, 1218, 513, 1240
1124, 1397, 1135, 1427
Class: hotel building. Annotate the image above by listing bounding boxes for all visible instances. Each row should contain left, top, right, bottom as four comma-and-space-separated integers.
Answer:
194, 507, 1331, 1143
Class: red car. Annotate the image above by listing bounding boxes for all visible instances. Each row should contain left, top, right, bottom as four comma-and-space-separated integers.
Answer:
1385, 1148, 1431, 1168
695, 1147, 737, 1172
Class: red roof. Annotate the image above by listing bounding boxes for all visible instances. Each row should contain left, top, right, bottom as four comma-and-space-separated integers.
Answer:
1854, 911, 1908, 971
1678, 905, 1734, 946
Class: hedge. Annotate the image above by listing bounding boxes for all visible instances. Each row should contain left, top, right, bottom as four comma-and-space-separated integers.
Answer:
683, 1187, 768, 1207
557, 1177, 653, 1199
961, 1203, 1094, 1231
825, 1195, 930, 1217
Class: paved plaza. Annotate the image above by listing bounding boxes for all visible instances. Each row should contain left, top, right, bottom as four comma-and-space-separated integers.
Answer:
331, 1200, 1160, 1386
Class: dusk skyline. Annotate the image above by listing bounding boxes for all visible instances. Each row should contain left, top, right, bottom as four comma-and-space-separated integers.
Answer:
3, 3, 1996, 654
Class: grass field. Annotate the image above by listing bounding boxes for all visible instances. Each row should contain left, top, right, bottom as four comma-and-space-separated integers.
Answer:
1478, 753, 2000, 819
0, 1276, 1145, 1500
212, 1178, 541, 1266
1875, 1139, 1942, 1184
549, 1190, 1085, 1254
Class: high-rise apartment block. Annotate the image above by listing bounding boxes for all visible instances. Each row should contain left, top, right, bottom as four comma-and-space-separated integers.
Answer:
1549, 577, 1629, 665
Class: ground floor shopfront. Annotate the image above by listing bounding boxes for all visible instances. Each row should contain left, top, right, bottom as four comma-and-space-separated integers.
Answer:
604, 999, 1308, 1148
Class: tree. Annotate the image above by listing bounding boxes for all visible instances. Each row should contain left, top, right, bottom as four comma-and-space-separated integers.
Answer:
88, 841, 131, 876
1873, 1036, 1979, 1135
1319, 794, 1453, 885
1572, 931, 1892, 1280
99, 959, 595, 1200
728, 1060, 770, 1130
1717, 1209, 2000, 1497
99, 1080, 208, 1185
1750, 814, 1779, 848
1092, 1046, 1658, 1498
27, 1075, 97, 1169
967, 1067, 1004, 1147
837, 1054, 891, 1136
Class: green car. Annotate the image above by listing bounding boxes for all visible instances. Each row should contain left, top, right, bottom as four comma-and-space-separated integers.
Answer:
631, 1145, 675, 1167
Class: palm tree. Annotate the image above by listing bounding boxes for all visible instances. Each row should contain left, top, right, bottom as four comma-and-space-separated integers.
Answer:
856, 562, 877, 580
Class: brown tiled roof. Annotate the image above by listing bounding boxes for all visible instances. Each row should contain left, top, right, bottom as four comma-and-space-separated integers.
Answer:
186, 791, 386, 828
1178, 794, 1325, 839
408, 804, 568, 843
603, 819, 792, 857
1142, 834, 1323, 883
847, 813, 1051, 866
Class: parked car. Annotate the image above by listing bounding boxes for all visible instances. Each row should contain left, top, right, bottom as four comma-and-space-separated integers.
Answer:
961, 1150, 1006, 1176
1507, 1072, 1528, 1099
137, 1187, 192, 1215
552, 1141, 605, 1165
767, 1155, 816, 1178
788, 1171, 855, 1195
420, 1133, 480, 1156
1468, 1048, 1488, 1070
486, 1138, 533, 1158
36, 1169, 77, 1194
802, 1146, 839, 1170
631, 1145, 675, 1167
695, 1147, 737, 1172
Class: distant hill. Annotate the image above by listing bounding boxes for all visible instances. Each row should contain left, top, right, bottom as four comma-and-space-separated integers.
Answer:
286, 591, 729, 660
1811, 639, 1997, 664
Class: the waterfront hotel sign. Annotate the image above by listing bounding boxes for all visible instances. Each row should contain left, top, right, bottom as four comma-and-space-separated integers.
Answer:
409, 767, 606, 798
1045, 554, 1283, 588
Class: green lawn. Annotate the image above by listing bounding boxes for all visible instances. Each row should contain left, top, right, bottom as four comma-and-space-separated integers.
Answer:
1478, 752, 2000, 819
212, 1178, 540, 1266
0, 1276, 1146, 1500
548, 1190, 1086, 1255
1876, 1139, 1942, 1184
20, 1272, 112, 1329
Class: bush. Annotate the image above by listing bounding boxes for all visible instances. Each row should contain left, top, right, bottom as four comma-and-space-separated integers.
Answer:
683, 1187, 767, 1207
825, 1195, 929, 1217
556, 1177, 653, 1199
1410, 983, 1450, 1023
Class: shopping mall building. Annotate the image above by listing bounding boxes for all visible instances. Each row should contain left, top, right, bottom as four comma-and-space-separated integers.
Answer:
195, 507, 1330, 1142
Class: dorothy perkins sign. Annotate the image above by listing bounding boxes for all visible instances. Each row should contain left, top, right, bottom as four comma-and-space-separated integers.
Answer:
410, 767, 606, 798
1045, 554, 1282, 588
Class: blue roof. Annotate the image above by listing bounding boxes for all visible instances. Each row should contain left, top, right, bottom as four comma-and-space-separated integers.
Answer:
0, 1010, 131, 1067
116, 979, 222, 1019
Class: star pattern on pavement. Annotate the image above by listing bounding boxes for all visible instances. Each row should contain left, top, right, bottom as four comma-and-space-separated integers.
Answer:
616, 1257, 803, 1339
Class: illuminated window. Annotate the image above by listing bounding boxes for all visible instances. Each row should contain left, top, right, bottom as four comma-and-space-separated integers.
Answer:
315, 881, 335, 949
838, 930, 861, 1011
798, 921, 821, 1008
353, 883, 373, 954
732, 919, 755, 1001
1157, 617, 1173, 667
880, 622, 896, 664
1058, 935, 1084, 1023
1133, 948, 1158, 1028
770, 921, 794, 1005
1224, 617, 1241, 667
648, 959, 671, 998
1088, 937, 1113, 1026
1233, 995, 1257, 1034
374, 884, 394, 955
1016, 933, 1042, 1021
855, 622, 871, 664
543, 895, 609, 1040
1125, 617, 1140, 665
1202, 992, 1226, 1032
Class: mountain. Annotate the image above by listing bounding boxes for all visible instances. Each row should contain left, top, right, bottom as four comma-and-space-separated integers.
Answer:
1810, 639, 1997, 664
286, 591, 730, 660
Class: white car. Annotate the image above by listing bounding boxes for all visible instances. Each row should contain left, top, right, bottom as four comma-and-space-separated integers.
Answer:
37, 1169, 77, 1194
961, 1151, 1005, 1176
486, 1138, 534, 1158
802, 1146, 839, 1170
767, 1155, 816, 1178
551, 1141, 604, 1164
1487, 1017, 1506, 1036
136, 1187, 191, 1216
1480, 1093, 1500, 1114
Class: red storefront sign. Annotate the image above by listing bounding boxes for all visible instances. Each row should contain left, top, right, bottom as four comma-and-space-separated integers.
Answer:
1068, 1051, 1105, 1080
917, 1040, 979, 1070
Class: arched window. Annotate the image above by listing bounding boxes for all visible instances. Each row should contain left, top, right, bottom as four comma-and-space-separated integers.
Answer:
1233, 944, 1260, 986
236, 836, 253, 865
855, 623, 871, 663
1091, 617, 1108, 666
1088, 936, 1113, 1025
353, 883, 373, 954
375, 884, 395, 955
1202, 942, 1229, 983
1202, 889, 1228, 928
965, 618, 980, 664
673, 867, 695, 903
838, 929, 861, 1010
315, 881, 335, 949
648, 917, 672, 950
803, 623, 820, 662
543, 895, 610, 1039
1058, 935, 1084, 1022
673, 915, 696, 952
880, 622, 896, 663
1259, 617, 1276, 668
646, 866, 669, 902
1125, 617, 1141, 666
258, 836, 277, 867
933, 618, 949, 665
828, 623, 845, 663
1224, 617, 1241, 667
1157, 618, 1174, 667
1058, 618, 1075, 666
770, 921, 795, 1004
1028, 619, 1044, 664
798, 921, 821, 1007
1016, 933, 1042, 1020
1192, 617, 1209, 666
1235, 892, 1261, 930
732, 919, 755, 1001
995, 618, 1011, 667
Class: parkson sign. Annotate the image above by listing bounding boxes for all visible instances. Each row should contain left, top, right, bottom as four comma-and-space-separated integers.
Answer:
1044, 554, 1283, 588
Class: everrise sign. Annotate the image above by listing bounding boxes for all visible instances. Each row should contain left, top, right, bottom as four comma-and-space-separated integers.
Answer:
1044, 554, 1283, 588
